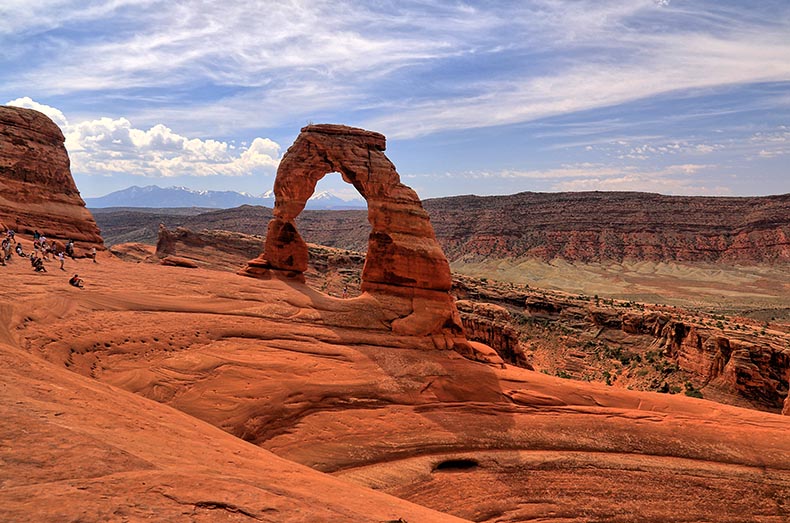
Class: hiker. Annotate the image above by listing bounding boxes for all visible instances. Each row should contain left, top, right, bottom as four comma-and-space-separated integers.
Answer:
65, 240, 74, 258
58, 251, 65, 271
90, 246, 97, 263
69, 274, 84, 288
15, 242, 24, 257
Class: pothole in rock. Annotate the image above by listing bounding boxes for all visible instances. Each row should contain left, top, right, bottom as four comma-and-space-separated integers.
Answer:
432, 458, 480, 472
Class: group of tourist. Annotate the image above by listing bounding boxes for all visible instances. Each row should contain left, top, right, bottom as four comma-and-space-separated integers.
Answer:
3, 227, 93, 288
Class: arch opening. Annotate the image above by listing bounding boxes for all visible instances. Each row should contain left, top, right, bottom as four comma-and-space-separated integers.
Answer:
302, 173, 370, 298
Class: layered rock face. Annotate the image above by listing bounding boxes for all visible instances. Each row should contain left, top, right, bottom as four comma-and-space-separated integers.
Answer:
95, 191, 790, 265
659, 320, 790, 410
0, 106, 103, 248
240, 124, 467, 349
456, 300, 529, 368
425, 191, 790, 263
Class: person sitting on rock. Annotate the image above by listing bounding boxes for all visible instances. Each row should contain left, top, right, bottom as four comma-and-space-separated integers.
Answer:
15, 242, 24, 257
65, 240, 74, 258
69, 274, 84, 288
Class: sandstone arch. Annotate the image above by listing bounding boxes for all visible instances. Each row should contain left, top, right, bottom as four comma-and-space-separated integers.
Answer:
240, 124, 479, 353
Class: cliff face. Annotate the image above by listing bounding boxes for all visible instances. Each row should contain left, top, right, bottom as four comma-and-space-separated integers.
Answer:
96, 191, 790, 264
452, 276, 790, 414
425, 192, 790, 264
629, 313, 790, 411
0, 105, 103, 248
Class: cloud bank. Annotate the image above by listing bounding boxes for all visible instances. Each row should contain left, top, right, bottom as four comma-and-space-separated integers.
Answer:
8, 97, 280, 179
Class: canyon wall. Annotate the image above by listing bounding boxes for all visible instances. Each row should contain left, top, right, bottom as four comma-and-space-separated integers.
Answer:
97, 191, 790, 265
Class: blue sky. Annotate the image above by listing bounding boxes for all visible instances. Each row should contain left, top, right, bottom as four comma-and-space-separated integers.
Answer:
2, 0, 788, 199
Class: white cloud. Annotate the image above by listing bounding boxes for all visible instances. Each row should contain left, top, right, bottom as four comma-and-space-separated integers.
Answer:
435, 162, 724, 196
363, 2, 790, 138
6, 96, 68, 127
548, 162, 726, 195
553, 174, 730, 196
63, 113, 280, 178
615, 141, 723, 160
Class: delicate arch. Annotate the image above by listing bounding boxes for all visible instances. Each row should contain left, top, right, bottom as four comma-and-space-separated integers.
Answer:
239, 124, 452, 294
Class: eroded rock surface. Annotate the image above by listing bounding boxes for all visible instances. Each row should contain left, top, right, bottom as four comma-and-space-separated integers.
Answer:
240, 124, 467, 349
0, 106, 103, 249
427, 191, 790, 264
7, 255, 790, 522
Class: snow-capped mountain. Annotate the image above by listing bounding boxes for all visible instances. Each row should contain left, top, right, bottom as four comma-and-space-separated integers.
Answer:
84, 185, 366, 210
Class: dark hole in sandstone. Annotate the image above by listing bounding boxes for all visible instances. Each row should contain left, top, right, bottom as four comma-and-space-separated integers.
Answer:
280, 222, 298, 242
433, 458, 479, 472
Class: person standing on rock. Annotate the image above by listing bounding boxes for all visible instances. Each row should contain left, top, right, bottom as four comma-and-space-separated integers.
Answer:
91, 246, 97, 263
58, 251, 65, 271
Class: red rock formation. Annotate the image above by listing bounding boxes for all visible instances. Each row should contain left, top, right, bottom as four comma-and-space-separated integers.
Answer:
425, 191, 790, 264
95, 191, 790, 265
456, 300, 529, 367
0, 106, 103, 249
240, 124, 469, 351
658, 320, 790, 410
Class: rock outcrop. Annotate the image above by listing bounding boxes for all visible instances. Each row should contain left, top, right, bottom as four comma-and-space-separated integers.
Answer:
240, 124, 468, 351
456, 300, 529, 368
154, 224, 366, 296
659, 320, 790, 410
0, 106, 103, 249
452, 275, 790, 413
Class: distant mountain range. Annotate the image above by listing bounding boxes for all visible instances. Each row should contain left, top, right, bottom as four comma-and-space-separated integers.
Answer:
84, 185, 367, 210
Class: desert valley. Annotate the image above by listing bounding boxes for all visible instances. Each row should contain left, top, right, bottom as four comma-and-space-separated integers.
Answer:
2, 103, 790, 523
